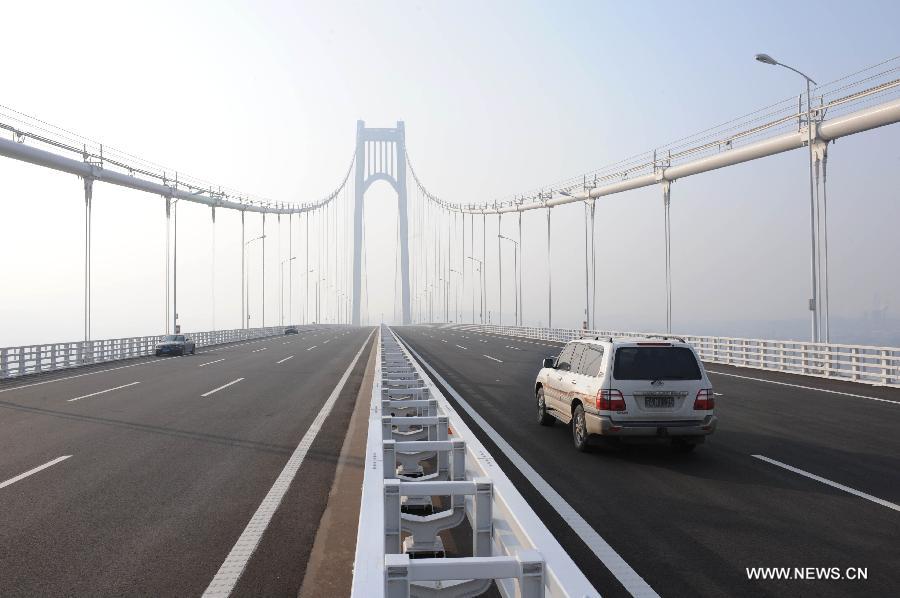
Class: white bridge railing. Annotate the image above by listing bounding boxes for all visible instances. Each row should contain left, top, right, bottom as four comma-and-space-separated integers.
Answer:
451, 324, 900, 388
352, 326, 597, 598
0, 326, 290, 379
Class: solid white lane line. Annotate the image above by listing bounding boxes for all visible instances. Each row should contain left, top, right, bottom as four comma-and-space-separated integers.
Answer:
252, 347, 268, 353
67, 381, 140, 402
202, 331, 373, 598
752, 455, 900, 512
199, 358, 225, 368
483, 354, 503, 363
708, 370, 900, 405
276, 355, 294, 364
456, 344, 468, 350
0, 455, 72, 490
0, 360, 163, 394
201, 378, 244, 397
400, 338, 658, 597
307, 345, 317, 351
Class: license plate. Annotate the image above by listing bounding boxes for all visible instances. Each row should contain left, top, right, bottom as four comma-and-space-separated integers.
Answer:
645, 396, 674, 409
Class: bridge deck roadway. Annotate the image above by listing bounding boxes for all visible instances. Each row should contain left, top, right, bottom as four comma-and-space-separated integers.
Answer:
393, 325, 900, 598
0, 325, 374, 597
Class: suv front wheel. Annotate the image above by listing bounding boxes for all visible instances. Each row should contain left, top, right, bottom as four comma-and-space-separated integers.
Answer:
536, 388, 555, 426
572, 404, 589, 452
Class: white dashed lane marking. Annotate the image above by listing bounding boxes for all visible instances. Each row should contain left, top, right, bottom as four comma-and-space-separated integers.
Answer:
68, 381, 140, 403
1, 456, 72, 490
201, 378, 244, 398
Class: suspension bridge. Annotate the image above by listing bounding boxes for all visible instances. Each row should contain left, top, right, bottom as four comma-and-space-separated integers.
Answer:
1, 57, 899, 598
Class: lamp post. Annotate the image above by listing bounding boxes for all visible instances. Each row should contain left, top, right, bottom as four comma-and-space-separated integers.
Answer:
450, 268, 462, 323
755, 53, 822, 342
280, 256, 296, 326
498, 235, 519, 326
243, 234, 265, 328
466, 256, 484, 324
299, 268, 315, 324
317, 277, 327, 324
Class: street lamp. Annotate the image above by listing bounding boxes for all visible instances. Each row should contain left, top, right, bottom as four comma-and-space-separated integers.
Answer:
243, 234, 266, 329
466, 256, 484, 324
498, 235, 520, 326
299, 268, 315, 324
280, 256, 297, 326
755, 52, 822, 342
450, 268, 462, 323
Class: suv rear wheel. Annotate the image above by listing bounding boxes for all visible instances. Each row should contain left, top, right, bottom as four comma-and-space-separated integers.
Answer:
572, 404, 589, 452
536, 388, 555, 426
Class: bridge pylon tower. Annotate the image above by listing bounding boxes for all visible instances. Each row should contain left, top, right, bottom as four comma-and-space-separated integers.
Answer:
352, 120, 411, 325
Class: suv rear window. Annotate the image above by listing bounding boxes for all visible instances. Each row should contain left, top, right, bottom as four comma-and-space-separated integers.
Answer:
613, 347, 701, 380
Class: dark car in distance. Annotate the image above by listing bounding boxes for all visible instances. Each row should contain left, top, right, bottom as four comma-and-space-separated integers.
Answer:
285, 326, 299, 335
155, 334, 196, 356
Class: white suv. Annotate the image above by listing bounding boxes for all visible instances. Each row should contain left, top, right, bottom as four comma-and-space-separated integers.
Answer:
534, 337, 717, 452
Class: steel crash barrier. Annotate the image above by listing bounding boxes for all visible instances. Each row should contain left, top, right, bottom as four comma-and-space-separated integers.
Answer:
450, 324, 900, 388
352, 326, 598, 598
0, 326, 293, 379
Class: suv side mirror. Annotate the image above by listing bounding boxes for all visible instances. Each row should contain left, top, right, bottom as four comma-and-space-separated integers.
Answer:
542, 357, 555, 369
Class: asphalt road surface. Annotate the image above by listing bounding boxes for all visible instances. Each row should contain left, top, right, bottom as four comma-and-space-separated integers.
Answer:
0, 325, 374, 597
394, 325, 900, 598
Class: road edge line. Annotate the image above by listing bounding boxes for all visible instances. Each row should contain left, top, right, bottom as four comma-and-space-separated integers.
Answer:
201, 330, 374, 598
297, 332, 377, 598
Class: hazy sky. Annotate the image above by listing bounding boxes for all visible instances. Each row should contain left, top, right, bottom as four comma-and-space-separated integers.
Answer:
1, 1, 899, 346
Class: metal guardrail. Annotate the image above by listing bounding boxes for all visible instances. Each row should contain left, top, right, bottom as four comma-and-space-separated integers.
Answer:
0, 326, 290, 379
451, 324, 900, 388
352, 326, 597, 598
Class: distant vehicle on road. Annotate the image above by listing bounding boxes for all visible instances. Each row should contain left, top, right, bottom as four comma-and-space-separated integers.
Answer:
535, 337, 716, 452
155, 334, 196, 356
285, 326, 299, 335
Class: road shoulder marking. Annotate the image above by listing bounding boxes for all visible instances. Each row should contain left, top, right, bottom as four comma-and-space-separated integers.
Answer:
1, 455, 72, 490
201, 378, 245, 398
752, 455, 900, 512
202, 331, 373, 598
68, 381, 140, 402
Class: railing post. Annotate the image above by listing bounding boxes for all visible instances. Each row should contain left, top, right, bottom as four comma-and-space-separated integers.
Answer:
384, 553, 411, 598
473, 478, 493, 557
517, 550, 546, 598
384, 479, 402, 554
383, 439, 397, 479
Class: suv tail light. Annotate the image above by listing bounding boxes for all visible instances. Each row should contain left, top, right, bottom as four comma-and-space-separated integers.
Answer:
596, 389, 626, 411
694, 388, 715, 410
